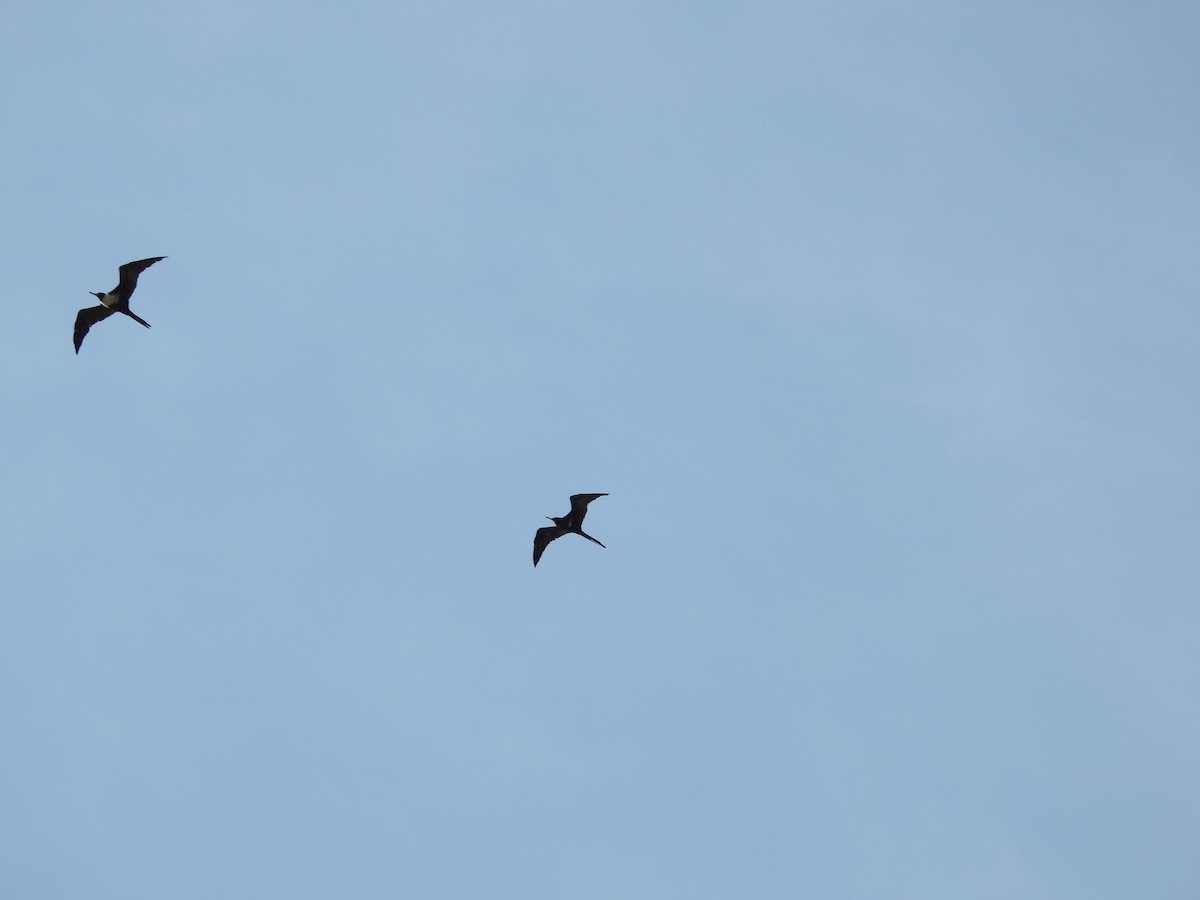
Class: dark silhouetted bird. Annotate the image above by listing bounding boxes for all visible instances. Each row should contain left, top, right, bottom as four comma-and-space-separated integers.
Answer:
533, 493, 608, 566
74, 256, 165, 353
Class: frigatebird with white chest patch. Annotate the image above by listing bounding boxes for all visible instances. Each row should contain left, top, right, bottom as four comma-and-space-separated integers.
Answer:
73, 256, 165, 353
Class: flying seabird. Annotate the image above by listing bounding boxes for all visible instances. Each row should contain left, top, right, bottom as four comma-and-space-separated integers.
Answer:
533, 493, 608, 567
74, 256, 165, 353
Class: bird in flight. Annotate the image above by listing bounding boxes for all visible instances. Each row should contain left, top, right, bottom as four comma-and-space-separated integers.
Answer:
533, 493, 608, 566
74, 256, 166, 353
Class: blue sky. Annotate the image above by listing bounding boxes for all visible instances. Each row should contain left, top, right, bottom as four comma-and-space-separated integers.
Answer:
2, 1, 1197, 897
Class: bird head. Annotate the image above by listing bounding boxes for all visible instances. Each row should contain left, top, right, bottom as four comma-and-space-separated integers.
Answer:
90, 292, 104, 300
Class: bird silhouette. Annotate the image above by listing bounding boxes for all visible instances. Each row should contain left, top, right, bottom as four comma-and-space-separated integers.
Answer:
74, 256, 165, 353
533, 493, 608, 566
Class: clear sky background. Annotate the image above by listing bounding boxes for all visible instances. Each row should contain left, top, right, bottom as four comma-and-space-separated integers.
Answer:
2, 1, 1197, 897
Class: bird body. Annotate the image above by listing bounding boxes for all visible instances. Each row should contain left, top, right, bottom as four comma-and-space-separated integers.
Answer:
74, 256, 165, 353
95, 289, 135, 310
533, 492, 608, 566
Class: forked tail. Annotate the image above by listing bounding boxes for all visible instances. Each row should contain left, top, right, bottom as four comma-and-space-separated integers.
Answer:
580, 530, 606, 549
123, 309, 152, 329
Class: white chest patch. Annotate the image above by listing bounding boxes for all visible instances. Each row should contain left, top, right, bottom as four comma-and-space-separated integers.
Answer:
99, 292, 119, 308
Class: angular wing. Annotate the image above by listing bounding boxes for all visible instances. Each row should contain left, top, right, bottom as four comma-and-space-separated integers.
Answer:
116, 256, 166, 297
74, 305, 117, 353
568, 493, 608, 522
533, 525, 565, 567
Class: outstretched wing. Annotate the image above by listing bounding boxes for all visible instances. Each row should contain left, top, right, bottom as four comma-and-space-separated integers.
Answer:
74, 305, 117, 353
116, 256, 166, 298
533, 525, 565, 567
568, 493, 608, 522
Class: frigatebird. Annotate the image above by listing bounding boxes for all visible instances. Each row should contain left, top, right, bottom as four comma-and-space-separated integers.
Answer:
533, 493, 608, 567
74, 256, 165, 353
